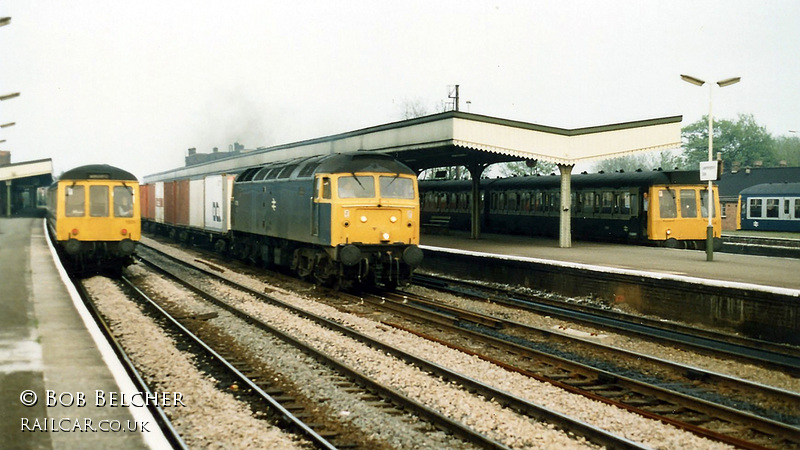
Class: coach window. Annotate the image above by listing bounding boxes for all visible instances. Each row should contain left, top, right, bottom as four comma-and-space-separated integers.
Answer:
680, 190, 697, 218
766, 199, 780, 218
794, 199, 800, 219
90, 185, 109, 217
748, 198, 763, 218
659, 189, 677, 218
65, 185, 85, 217
114, 186, 134, 217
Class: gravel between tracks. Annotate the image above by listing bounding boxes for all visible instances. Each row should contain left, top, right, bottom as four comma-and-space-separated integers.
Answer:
138, 237, 734, 449
83, 276, 307, 449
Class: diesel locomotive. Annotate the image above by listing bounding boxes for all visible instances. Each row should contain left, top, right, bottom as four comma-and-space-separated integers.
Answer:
141, 152, 423, 288
421, 169, 723, 250
46, 164, 141, 273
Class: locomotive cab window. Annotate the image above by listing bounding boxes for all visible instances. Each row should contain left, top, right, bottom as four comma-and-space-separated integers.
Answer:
380, 176, 414, 199
337, 175, 374, 198
65, 185, 85, 217
90, 185, 109, 217
114, 186, 134, 217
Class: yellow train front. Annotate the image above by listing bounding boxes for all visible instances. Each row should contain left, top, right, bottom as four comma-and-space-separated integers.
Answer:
46, 164, 140, 274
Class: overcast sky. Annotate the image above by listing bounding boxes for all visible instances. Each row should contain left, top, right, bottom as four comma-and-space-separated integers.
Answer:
2, 1, 799, 178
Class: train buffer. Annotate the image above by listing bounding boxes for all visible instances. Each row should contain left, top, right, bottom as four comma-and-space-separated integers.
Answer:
423, 215, 451, 235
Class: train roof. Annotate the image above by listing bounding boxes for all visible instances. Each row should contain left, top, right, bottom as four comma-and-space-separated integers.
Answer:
235, 152, 415, 182
420, 169, 701, 191
740, 182, 800, 196
59, 164, 138, 182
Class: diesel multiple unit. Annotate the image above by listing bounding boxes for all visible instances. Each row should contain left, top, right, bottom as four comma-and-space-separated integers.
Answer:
421, 169, 723, 250
46, 164, 140, 273
141, 152, 423, 288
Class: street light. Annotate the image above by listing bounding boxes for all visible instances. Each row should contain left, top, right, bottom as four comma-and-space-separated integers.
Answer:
681, 74, 741, 261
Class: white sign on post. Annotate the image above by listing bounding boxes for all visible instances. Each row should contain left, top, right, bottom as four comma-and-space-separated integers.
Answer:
699, 161, 718, 181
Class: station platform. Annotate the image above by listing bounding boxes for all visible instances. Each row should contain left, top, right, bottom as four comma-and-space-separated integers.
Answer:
0, 217, 168, 449
420, 231, 800, 293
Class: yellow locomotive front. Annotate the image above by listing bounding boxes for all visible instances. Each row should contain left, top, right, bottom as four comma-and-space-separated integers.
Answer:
646, 184, 722, 249
311, 153, 423, 288
47, 164, 140, 271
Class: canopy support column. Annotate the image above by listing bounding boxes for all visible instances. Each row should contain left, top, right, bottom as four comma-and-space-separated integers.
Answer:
468, 163, 488, 240
558, 164, 574, 248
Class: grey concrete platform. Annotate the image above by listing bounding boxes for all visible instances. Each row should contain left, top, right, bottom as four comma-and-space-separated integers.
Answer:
421, 231, 800, 292
0, 217, 168, 449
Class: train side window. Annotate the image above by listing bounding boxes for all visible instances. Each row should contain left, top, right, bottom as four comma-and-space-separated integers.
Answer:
113, 186, 134, 217
659, 189, 677, 218
765, 198, 780, 218
65, 185, 85, 217
748, 198, 763, 218
507, 192, 517, 211
319, 177, 332, 199
601, 191, 613, 214
620, 192, 631, 215
794, 199, 800, 219
90, 185, 109, 217
679, 189, 697, 218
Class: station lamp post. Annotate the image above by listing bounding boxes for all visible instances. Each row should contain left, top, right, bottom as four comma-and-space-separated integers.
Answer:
681, 74, 741, 261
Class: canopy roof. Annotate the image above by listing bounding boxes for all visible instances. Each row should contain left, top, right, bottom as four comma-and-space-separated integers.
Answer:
145, 111, 682, 182
0, 158, 53, 182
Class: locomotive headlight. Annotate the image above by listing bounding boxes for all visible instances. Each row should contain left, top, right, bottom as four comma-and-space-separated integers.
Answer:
666, 229, 672, 235
71, 228, 79, 236
382, 232, 390, 241
390, 215, 397, 223
121, 228, 128, 236
360, 215, 368, 223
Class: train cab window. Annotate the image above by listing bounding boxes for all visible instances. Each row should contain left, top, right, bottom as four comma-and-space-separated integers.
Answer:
658, 189, 677, 218
765, 199, 780, 218
379, 176, 414, 199
65, 185, 85, 217
748, 198, 763, 218
90, 185, 109, 217
113, 186, 134, 217
338, 175, 374, 198
319, 177, 332, 199
679, 190, 697, 218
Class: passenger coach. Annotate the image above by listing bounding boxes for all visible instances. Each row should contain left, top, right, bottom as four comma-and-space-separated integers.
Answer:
738, 182, 800, 232
421, 169, 723, 249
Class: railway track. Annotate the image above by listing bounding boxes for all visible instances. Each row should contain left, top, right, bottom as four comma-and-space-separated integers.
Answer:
412, 273, 800, 376
72, 279, 188, 449
135, 241, 650, 449
722, 234, 800, 258
354, 286, 800, 449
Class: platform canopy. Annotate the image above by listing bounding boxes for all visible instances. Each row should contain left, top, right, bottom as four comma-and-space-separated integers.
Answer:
0, 158, 53, 182
144, 111, 683, 182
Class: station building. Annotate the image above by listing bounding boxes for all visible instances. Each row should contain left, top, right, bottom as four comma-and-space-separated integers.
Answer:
0, 152, 53, 216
